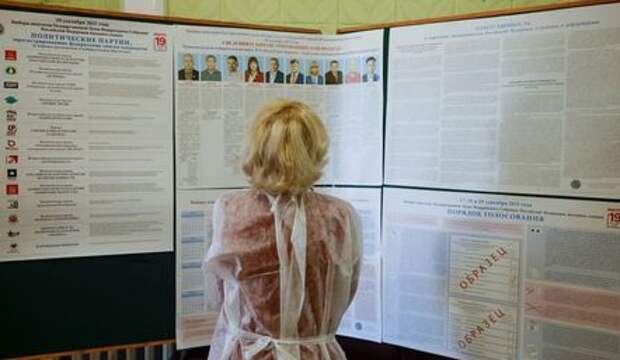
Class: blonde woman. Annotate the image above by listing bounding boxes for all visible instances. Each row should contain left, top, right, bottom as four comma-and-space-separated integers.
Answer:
203, 100, 362, 359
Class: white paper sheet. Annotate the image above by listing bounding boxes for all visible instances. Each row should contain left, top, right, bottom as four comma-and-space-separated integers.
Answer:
173, 26, 384, 189
176, 189, 231, 350
385, 2, 620, 199
0, 10, 173, 261
318, 187, 383, 342
382, 187, 620, 360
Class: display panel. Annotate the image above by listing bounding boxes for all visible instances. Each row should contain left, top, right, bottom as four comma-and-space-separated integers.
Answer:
174, 26, 384, 188
386, 2, 620, 199
0, 10, 174, 261
382, 187, 620, 359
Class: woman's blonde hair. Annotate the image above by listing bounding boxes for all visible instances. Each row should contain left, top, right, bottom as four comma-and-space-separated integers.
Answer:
242, 100, 328, 194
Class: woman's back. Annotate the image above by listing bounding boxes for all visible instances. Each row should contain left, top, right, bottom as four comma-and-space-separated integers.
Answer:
205, 189, 362, 360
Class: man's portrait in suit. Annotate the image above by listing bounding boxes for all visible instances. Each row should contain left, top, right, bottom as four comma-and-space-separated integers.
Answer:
201, 55, 222, 81
266, 57, 284, 84
224, 55, 242, 82
325, 60, 343, 85
286, 58, 304, 84
363, 56, 380, 82
305, 60, 324, 85
178, 53, 199, 81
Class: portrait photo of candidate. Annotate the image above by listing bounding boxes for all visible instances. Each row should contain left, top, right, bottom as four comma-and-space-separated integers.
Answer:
178, 53, 199, 81
265, 57, 284, 84
305, 60, 324, 85
345, 58, 361, 84
363, 56, 380, 82
325, 60, 343, 85
286, 58, 304, 84
201, 54, 222, 81
244, 56, 264, 83
224, 55, 243, 82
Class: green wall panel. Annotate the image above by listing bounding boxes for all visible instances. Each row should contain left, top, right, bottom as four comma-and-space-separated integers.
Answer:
166, 0, 567, 33
8, 0, 574, 33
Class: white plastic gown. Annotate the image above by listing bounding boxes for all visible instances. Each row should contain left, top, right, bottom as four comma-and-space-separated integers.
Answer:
203, 189, 362, 360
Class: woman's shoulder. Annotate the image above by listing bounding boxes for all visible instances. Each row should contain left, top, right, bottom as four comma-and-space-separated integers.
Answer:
215, 189, 263, 210
308, 191, 356, 218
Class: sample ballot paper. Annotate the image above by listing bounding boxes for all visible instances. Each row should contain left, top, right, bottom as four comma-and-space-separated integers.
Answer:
174, 26, 384, 188
0, 10, 174, 261
382, 188, 620, 360
385, 3, 620, 199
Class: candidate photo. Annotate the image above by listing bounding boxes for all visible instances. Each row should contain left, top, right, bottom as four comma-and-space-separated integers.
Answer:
286, 58, 304, 84
178, 53, 199, 81
305, 60, 324, 85
224, 55, 243, 82
265, 57, 284, 84
345, 58, 361, 84
325, 60, 343, 85
363, 56, 380, 82
245, 56, 264, 83
201, 54, 222, 81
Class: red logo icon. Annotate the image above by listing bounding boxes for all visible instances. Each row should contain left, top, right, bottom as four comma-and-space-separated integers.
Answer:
6, 184, 18, 195
154, 34, 167, 51
4, 49, 17, 61
8, 214, 18, 223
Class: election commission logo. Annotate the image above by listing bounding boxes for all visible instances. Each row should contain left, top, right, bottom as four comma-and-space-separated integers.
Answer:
153, 33, 167, 51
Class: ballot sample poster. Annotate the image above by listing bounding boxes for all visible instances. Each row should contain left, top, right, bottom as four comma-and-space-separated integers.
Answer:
0, 10, 173, 261
176, 189, 230, 350
318, 187, 382, 342
174, 26, 383, 189
382, 187, 620, 360
385, 2, 620, 199
176, 187, 382, 348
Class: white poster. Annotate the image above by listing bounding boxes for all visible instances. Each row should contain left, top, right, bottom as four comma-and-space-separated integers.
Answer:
318, 186, 382, 342
173, 26, 384, 189
0, 10, 173, 261
176, 189, 230, 350
385, 2, 620, 199
382, 187, 620, 359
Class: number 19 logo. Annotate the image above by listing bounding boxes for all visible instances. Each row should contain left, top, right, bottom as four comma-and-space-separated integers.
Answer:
154, 34, 167, 52
608, 208, 620, 229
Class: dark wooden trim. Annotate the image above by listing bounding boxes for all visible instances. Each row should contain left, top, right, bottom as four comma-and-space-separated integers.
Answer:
0, 0, 321, 34
337, 0, 620, 33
